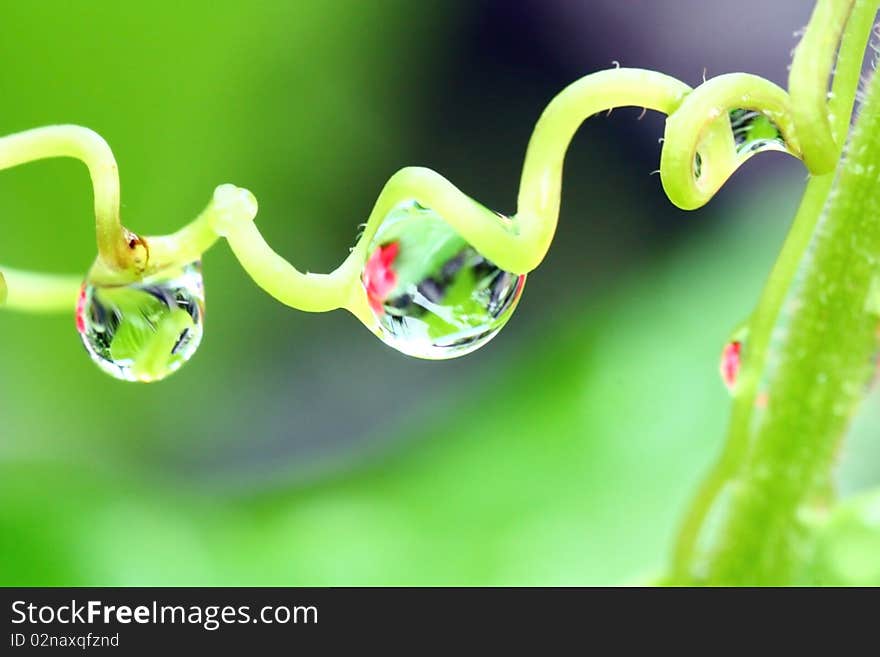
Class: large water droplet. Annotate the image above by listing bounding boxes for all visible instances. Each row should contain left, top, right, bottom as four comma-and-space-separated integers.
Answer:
728, 108, 790, 156
362, 200, 525, 359
76, 262, 205, 382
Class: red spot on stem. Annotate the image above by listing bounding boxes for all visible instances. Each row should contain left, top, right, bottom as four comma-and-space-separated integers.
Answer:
720, 340, 742, 391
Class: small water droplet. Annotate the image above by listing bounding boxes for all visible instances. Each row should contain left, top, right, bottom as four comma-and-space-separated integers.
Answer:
76, 262, 205, 382
361, 200, 525, 359
728, 108, 791, 156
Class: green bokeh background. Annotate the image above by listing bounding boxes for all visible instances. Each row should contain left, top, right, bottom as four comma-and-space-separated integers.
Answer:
1, 0, 878, 585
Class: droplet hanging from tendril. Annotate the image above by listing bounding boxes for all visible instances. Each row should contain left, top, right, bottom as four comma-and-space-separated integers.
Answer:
728, 108, 791, 156
361, 200, 525, 359
693, 109, 792, 182
76, 262, 205, 382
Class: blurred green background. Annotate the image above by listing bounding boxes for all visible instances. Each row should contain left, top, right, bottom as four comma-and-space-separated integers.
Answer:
1, 0, 878, 585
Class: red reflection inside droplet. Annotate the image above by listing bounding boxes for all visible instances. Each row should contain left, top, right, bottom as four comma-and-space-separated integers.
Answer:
364, 241, 400, 314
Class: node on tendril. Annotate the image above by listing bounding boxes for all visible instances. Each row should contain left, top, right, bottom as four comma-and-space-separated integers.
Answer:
124, 229, 150, 272
210, 184, 259, 236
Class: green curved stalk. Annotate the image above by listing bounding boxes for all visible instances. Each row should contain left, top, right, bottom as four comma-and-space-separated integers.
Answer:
0, 126, 136, 272
0, 5, 875, 580
0, 268, 82, 313
0, 30, 855, 327
789, 0, 860, 173
516, 69, 691, 253
706, 59, 880, 584
671, 0, 879, 582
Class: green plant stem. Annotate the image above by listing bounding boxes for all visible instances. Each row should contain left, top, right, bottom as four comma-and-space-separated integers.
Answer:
669, 172, 835, 576
0, 36, 857, 329
0, 183, 258, 312
516, 69, 691, 254
2, 67, 834, 322
226, 64, 841, 322
709, 61, 880, 583
0, 268, 83, 313
670, 0, 879, 581
0, 125, 135, 271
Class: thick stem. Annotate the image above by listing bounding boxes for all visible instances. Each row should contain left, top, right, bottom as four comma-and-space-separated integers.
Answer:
671, 0, 879, 580
706, 62, 880, 583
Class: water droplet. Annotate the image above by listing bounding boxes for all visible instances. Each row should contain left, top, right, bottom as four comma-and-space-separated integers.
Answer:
728, 108, 790, 156
76, 262, 205, 382
362, 200, 525, 359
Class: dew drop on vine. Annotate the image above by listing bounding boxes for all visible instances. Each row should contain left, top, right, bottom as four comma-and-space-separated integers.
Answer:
728, 109, 791, 156
694, 109, 792, 179
361, 200, 525, 359
76, 262, 205, 382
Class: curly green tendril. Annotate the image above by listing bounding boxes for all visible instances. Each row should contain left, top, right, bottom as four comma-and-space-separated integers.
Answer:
0, 0, 865, 325
0, 0, 875, 573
